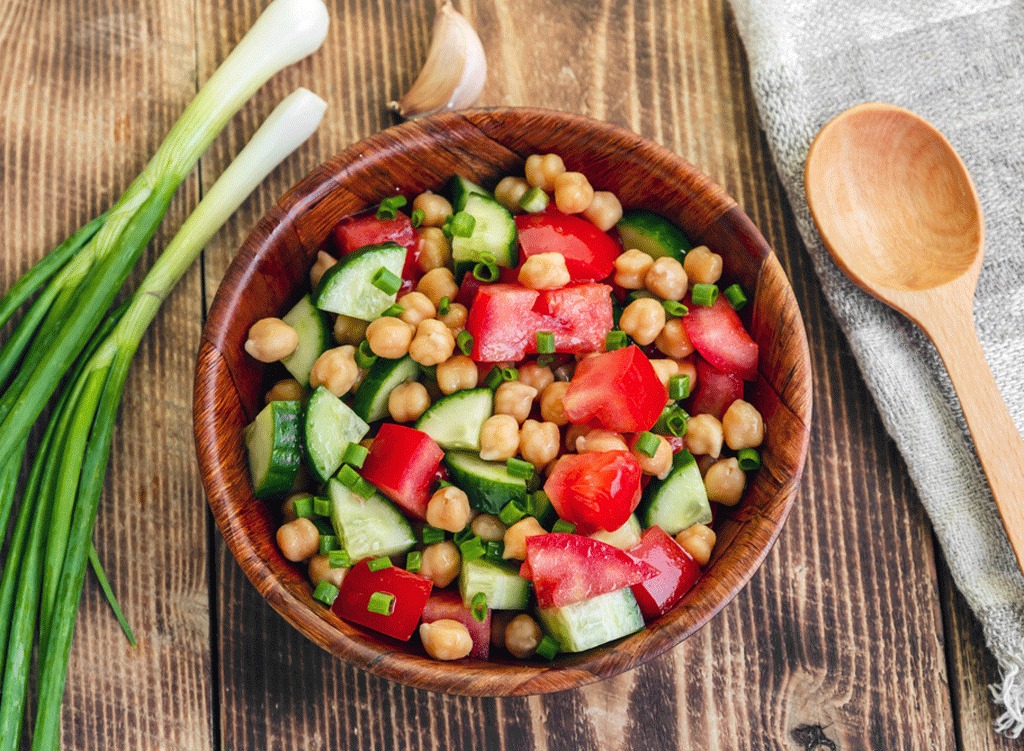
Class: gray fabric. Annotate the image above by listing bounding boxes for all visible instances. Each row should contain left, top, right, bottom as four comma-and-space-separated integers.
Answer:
727, 0, 1024, 735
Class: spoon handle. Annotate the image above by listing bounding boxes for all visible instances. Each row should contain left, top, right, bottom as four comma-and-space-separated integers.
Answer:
928, 316, 1024, 574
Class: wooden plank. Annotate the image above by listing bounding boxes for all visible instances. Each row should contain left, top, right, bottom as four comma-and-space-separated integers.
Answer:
0, 1, 214, 749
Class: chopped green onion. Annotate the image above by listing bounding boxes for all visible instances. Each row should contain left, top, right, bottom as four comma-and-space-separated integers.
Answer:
367, 591, 395, 615
536, 635, 560, 660
453, 527, 475, 546
536, 354, 556, 367
457, 330, 474, 356
313, 497, 331, 517
472, 259, 499, 282
444, 211, 476, 238
329, 550, 351, 569
382, 303, 405, 317
605, 330, 628, 351
368, 556, 392, 572
635, 431, 660, 458
436, 479, 453, 489
691, 283, 718, 307
459, 535, 486, 561
536, 331, 555, 354
484, 540, 504, 562
421, 526, 445, 545
406, 550, 422, 573
319, 534, 340, 555
342, 442, 369, 469
669, 374, 691, 400
723, 283, 748, 310
438, 296, 451, 316
627, 290, 656, 303
499, 501, 528, 526
375, 194, 408, 221
662, 300, 688, 317
410, 208, 425, 228
518, 186, 550, 213
552, 519, 576, 534
654, 404, 690, 437
337, 464, 361, 489
355, 339, 377, 369
501, 366, 519, 382
484, 366, 504, 390
471, 592, 488, 622
506, 458, 535, 480
293, 495, 314, 519
353, 477, 377, 499
313, 581, 340, 607
737, 448, 762, 471
371, 266, 402, 296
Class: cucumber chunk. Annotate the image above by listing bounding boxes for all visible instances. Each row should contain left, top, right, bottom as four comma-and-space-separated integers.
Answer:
451, 195, 518, 279
280, 294, 330, 386
245, 401, 302, 498
639, 449, 712, 535
314, 242, 406, 321
352, 355, 420, 422
304, 387, 370, 482
616, 209, 692, 262
589, 514, 642, 550
448, 174, 491, 212
536, 588, 644, 652
328, 478, 416, 561
460, 558, 531, 610
443, 451, 529, 514
415, 388, 494, 451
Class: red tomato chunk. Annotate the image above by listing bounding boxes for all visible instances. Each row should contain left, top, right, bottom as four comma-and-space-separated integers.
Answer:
332, 560, 433, 641
360, 424, 444, 520
529, 284, 613, 355
332, 212, 421, 286
524, 533, 658, 608
688, 357, 745, 420
562, 345, 667, 432
628, 526, 701, 620
682, 296, 758, 381
543, 451, 643, 534
421, 589, 490, 659
515, 208, 620, 282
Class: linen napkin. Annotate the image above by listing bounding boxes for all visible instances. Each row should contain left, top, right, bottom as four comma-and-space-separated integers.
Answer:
727, 0, 1024, 735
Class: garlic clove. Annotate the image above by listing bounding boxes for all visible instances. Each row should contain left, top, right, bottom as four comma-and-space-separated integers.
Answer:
389, 2, 487, 120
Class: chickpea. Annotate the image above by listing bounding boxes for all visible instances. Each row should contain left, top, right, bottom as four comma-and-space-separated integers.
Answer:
281, 492, 310, 523
308, 554, 347, 589
494, 176, 530, 213
420, 541, 461, 587
722, 399, 765, 451
309, 345, 359, 397
645, 257, 688, 301
413, 190, 453, 227
656, 318, 695, 359
436, 355, 478, 395
676, 524, 716, 566
539, 381, 570, 426
565, 423, 592, 452
245, 317, 298, 363
619, 297, 666, 346
366, 317, 414, 359
517, 362, 554, 394
397, 291, 436, 327
704, 457, 746, 505
518, 252, 570, 291
420, 619, 473, 661
417, 267, 459, 307
334, 314, 369, 345
310, 250, 337, 289
614, 248, 654, 289
576, 429, 629, 453
633, 434, 673, 479
683, 245, 723, 285
471, 513, 507, 542
490, 611, 515, 649
524, 153, 566, 190
649, 359, 679, 389
582, 191, 623, 232
494, 381, 538, 424
265, 378, 304, 404
479, 414, 521, 461
502, 517, 547, 560
439, 302, 469, 333
519, 419, 560, 466
553, 171, 595, 214
417, 227, 452, 273
276, 518, 320, 562
409, 318, 456, 366
504, 614, 543, 658
388, 381, 431, 423
426, 486, 472, 533
685, 413, 723, 458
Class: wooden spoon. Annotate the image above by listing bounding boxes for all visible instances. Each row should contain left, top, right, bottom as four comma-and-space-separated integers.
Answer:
805, 101, 1024, 574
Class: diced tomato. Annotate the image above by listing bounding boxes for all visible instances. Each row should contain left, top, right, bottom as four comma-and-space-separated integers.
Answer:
529, 284, 614, 354
666, 435, 687, 453
543, 451, 643, 534
332, 211, 421, 286
682, 296, 758, 380
525, 533, 658, 607
332, 560, 433, 641
465, 284, 546, 362
360, 424, 444, 519
689, 357, 744, 420
628, 526, 701, 620
562, 346, 667, 432
421, 589, 490, 659
515, 208, 621, 282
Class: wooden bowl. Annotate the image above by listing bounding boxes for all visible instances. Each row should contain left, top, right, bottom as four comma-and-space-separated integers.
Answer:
193, 108, 812, 696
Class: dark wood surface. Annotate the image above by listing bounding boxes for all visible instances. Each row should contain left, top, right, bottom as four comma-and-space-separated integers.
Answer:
0, 0, 1014, 748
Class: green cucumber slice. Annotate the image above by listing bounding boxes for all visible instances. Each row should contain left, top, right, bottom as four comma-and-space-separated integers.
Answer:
351, 355, 420, 422
328, 478, 416, 561
314, 242, 406, 321
536, 587, 644, 652
280, 294, 330, 386
638, 449, 712, 535
245, 400, 302, 498
303, 387, 370, 483
443, 451, 529, 514
589, 514, 642, 550
451, 195, 518, 279
449, 174, 491, 212
415, 388, 493, 451
616, 209, 693, 262
460, 558, 531, 610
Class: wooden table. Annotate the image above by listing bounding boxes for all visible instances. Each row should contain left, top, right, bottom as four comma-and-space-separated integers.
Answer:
0, 1, 1013, 748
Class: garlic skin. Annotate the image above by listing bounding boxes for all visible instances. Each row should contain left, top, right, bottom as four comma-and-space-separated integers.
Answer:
389, 2, 486, 119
